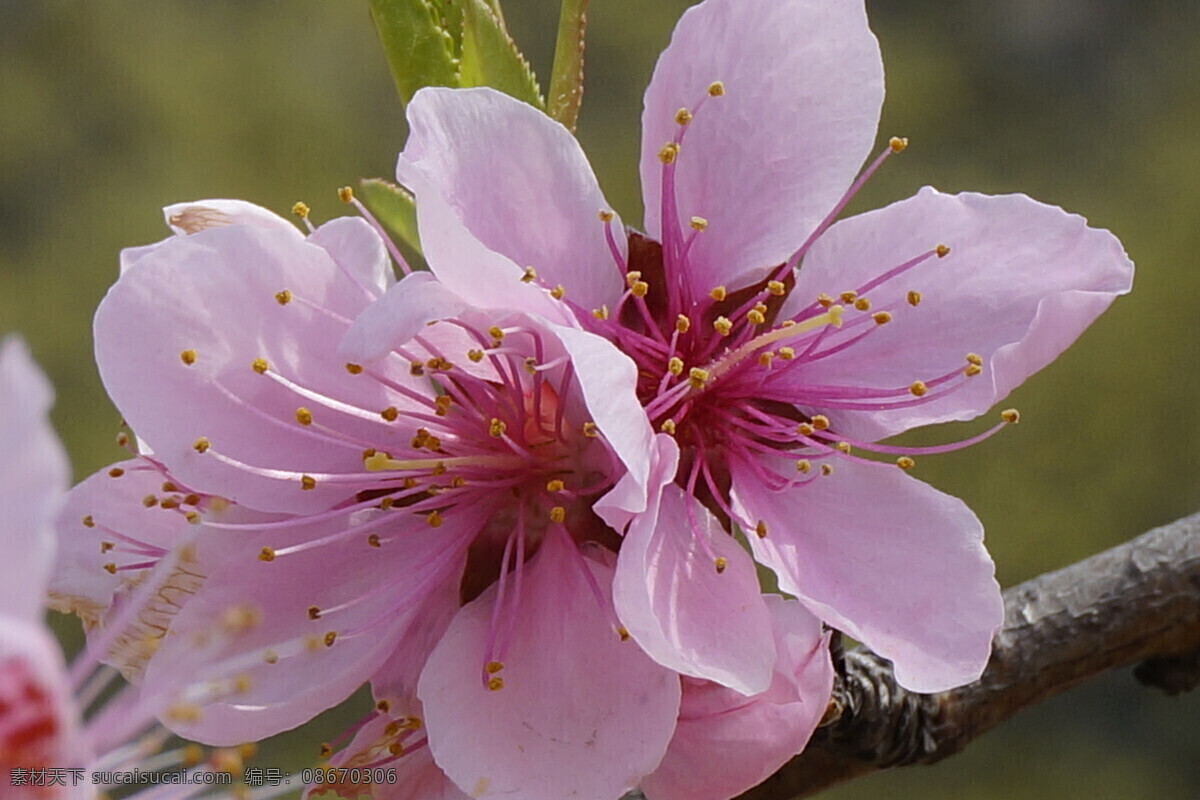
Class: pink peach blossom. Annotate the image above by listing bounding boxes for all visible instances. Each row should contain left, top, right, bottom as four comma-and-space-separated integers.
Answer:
394, 0, 1133, 714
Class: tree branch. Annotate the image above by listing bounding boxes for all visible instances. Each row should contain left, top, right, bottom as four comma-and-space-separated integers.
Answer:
736, 511, 1200, 800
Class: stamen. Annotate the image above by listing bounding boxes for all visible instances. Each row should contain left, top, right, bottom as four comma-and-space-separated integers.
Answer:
180, 349, 197, 366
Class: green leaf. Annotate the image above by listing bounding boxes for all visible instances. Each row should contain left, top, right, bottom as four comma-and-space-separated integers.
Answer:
458, 0, 544, 108
547, 0, 590, 131
357, 178, 424, 267
368, 0, 461, 105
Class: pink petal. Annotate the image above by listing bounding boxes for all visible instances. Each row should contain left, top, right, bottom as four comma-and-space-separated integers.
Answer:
641, 0, 883, 294
418, 530, 680, 800
308, 216, 396, 298
614, 484, 775, 695
400, 87, 625, 314
141, 505, 476, 744
543, 322, 656, 500
783, 188, 1135, 440
47, 461, 197, 629
0, 337, 69, 623
340, 272, 468, 364
641, 597, 833, 800
162, 199, 303, 239
123, 200, 303, 273
731, 457, 1003, 693
94, 225, 427, 514
595, 432, 679, 538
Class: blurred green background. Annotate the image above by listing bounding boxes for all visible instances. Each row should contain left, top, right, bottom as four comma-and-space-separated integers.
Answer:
2, 0, 1197, 797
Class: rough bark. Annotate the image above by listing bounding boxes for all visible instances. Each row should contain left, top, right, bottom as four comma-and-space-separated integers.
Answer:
732, 511, 1200, 800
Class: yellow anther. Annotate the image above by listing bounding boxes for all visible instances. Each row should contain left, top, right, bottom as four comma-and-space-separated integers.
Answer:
160, 496, 180, 510
488, 326, 505, 340
582, 421, 599, 437
796, 422, 815, 436
708, 81, 725, 96
103, 562, 117, 574
252, 358, 269, 374
489, 418, 507, 437
660, 419, 677, 435
626, 271, 643, 288
307, 606, 321, 620
546, 479, 565, 492
466, 349, 485, 363
907, 290, 922, 307
709, 285, 727, 301
406, 361, 424, 378
592, 305, 609, 320
486, 660, 504, 674
258, 547, 276, 562
367, 533, 381, 548
676, 314, 691, 333
435, 396, 453, 416
909, 381, 928, 397
549, 506, 566, 523
617, 626, 631, 642
180, 349, 197, 366
714, 557, 728, 574
168, 704, 202, 724
363, 451, 390, 471
668, 356, 684, 376
487, 676, 504, 691
115, 431, 129, 447
521, 266, 538, 283
796, 459, 811, 474
193, 437, 210, 453
758, 351, 774, 367
675, 107, 693, 125
300, 475, 317, 491
275, 290, 292, 305
295, 407, 313, 426
755, 520, 768, 538
839, 291, 858, 303
291, 201, 310, 219
820, 464, 834, 476
324, 632, 337, 648
142, 494, 157, 508
185, 511, 201, 524
426, 510, 443, 528
376, 700, 391, 714
182, 744, 205, 767
100, 541, 114, 553
747, 309, 766, 325
687, 367, 710, 389
872, 311, 893, 325
964, 364, 982, 377
897, 456, 916, 470
108, 466, 125, 478
431, 461, 447, 476
318, 742, 332, 758
451, 476, 466, 488
381, 406, 399, 422
767, 280, 786, 296
426, 356, 451, 371
658, 142, 680, 164
835, 441, 852, 454
689, 216, 708, 231
811, 415, 830, 430
713, 316, 733, 336
889, 136, 909, 153
598, 209, 614, 222
779, 346, 795, 360
853, 297, 871, 311
337, 186, 354, 203
1001, 408, 1020, 424
345, 362, 363, 375
817, 293, 835, 308
162, 481, 178, 492
631, 280, 649, 297
936, 244, 950, 258
550, 284, 566, 300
